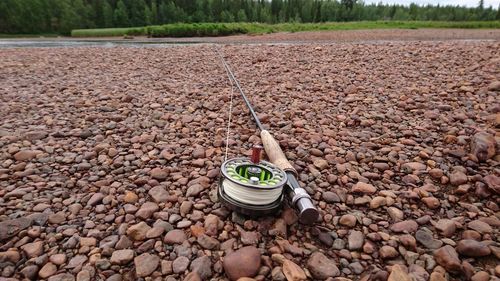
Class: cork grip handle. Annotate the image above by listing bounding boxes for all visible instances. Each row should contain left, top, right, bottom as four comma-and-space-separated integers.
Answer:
260, 130, 297, 176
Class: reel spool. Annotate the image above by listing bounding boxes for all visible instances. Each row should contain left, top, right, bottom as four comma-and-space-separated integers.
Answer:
218, 156, 288, 217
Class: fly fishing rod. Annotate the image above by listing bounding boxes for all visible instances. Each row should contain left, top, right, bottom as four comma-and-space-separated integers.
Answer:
215, 48, 319, 224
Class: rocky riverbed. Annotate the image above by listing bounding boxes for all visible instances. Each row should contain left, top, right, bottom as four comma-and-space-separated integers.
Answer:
0, 39, 499, 281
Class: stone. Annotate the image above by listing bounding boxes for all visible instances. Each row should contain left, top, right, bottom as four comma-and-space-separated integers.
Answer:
184, 272, 202, 281
422, 197, 440, 209
388, 264, 411, 281
379, 245, 399, 259
435, 219, 456, 237
39, 262, 57, 279
148, 186, 169, 202
487, 80, 500, 91
123, 191, 138, 203
370, 196, 387, 209
204, 214, 221, 236
110, 249, 134, 265
190, 256, 212, 279
271, 267, 286, 281
322, 191, 340, 203
48, 212, 66, 224
449, 171, 467, 186
134, 253, 160, 277
48, 273, 75, 281
186, 184, 205, 197
348, 230, 364, 250
434, 245, 462, 272
21, 265, 39, 279
180, 201, 193, 216
470, 132, 496, 162
13, 150, 42, 161
306, 252, 340, 279
223, 246, 261, 281
313, 159, 329, 170
339, 214, 357, 227
390, 220, 418, 233
467, 220, 492, 234
429, 272, 446, 281
456, 240, 491, 257
21, 241, 44, 258
150, 167, 168, 180
87, 193, 105, 206
161, 260, 173, 275
351, 182, 377, 194
0, 217, 32, 241
198, 234, 220, 249
0, 250, 21, 263
192, 147, 206, 158
416, 229, 442, 249
49, 254, 66, 265
282, 259, 307, 281
387, 207, 404, 221
470, 271, 489, 281
66, 255, 87, 269
126, 222, 151, 241
164, 229, 187, 244
173, 256, 190, 274
136, 202, 159, 219
401, 162, 427, 172
483, 174, 500, 194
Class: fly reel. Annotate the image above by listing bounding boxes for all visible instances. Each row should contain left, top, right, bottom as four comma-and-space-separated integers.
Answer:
218, 148, 288, 217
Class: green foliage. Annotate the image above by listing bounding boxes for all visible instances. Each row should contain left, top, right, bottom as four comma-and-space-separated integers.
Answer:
72, 27, 146, 37
1, 0, 499, 35
113, 0, 129, 27
71, 21, 500, 38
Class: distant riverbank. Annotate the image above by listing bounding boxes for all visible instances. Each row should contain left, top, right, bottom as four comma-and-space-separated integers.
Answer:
69, 21, 500, 38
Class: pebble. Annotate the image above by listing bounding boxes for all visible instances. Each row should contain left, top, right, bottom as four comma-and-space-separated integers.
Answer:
110, 249, 134, 265
467, 220, 492, 234
306, 252, 340, 279
39, 262, 57, 279
190, 256, 212, 279
351, 182, 377, 194
223, 246, 261, 281
390, 220, 418, 233
348, 230, 364, 250
415, 228, 442, 249
434, 245, 462, 272
126, 222, 151, 241
388, 264, 411, 281
164, 229, 187, 244
435, 219, 456, 237
134, 253, 159, 277
173, 256, 190, 273
456, 240, 491, 257
282, 259, 307, 281
339, 214, 357, 227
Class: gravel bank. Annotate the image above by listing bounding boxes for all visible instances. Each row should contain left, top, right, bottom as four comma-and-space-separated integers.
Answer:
0, 40, 499, 281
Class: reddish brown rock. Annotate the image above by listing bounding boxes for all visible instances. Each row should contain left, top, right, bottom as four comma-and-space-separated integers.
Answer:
434, 245, 462, 273
223, 246, 261, 281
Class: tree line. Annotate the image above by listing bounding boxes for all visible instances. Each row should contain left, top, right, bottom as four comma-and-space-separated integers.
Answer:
1, 0, 499, 35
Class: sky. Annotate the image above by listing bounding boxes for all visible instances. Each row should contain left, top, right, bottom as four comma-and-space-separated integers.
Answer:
363, 0, 499, 8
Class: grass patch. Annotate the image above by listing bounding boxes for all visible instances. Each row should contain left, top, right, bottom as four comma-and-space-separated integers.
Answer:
71, 21, 500, 38
71, 27, 147, 37
0, 33, 59, 38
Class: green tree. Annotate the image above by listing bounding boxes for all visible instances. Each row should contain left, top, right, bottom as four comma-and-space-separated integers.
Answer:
151, 0, 159, 24
102, 0, 114, 27
236, 9, 247, 22
114, 0, 130, 27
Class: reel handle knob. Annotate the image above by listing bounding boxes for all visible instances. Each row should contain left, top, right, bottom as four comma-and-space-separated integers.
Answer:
251, 145, 262, 164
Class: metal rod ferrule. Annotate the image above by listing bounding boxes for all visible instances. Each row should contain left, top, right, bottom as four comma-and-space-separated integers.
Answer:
286, 171, 319, 224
